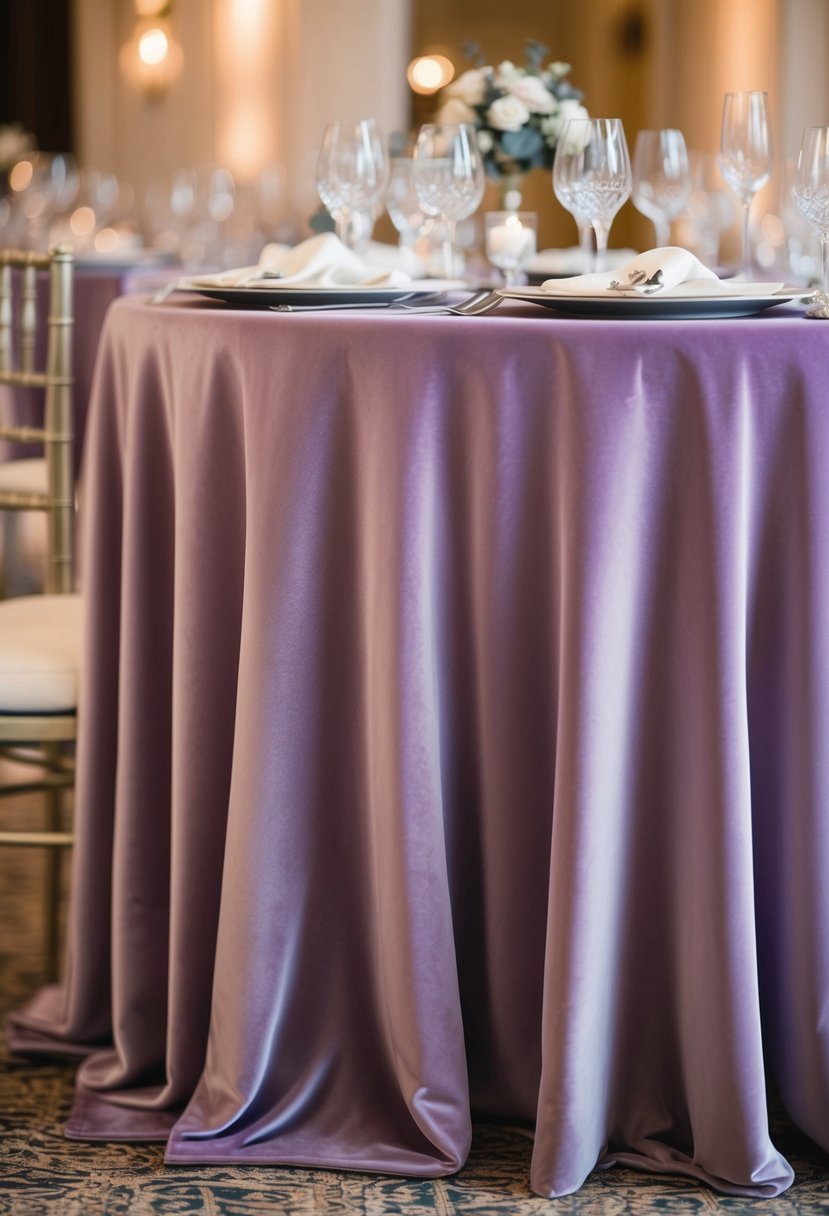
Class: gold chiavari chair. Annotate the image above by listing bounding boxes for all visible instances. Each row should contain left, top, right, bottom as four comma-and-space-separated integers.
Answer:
0, 246, 81, 980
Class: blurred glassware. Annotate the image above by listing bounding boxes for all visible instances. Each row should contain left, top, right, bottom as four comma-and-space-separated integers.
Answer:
774, 156, 820, 284
553, 131, 595, 272
6, 152, 79, 248
718, 91, 773, 279
316, 119, 388, 250
141, 164, 243, 267
386, 157, 428, 252
556, 118, 631, 273
413, 122, 485, 279
632, 129, 691, 247
485, 210, 537, 286
792, 125, 829, 317
684, 152, 737, 267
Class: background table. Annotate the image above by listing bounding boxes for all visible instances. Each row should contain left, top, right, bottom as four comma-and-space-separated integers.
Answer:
1, 262, 178, 473
10, 293, 829, 1199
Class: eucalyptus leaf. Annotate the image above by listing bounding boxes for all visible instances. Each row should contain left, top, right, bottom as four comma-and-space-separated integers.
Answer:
501, 128, 544, 160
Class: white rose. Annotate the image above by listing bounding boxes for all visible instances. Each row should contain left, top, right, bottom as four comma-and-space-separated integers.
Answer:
437, 97, 476, 126
476, 130, 494, 154
493, 60, 521, 88
545, 100, 590, 150
548, 61, 571, 79
508, 75, 555, 114
486, 94, 531, 133
446, 68, 488, 107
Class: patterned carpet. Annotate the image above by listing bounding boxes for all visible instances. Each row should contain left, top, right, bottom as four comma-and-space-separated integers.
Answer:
2, 787, 829, 1214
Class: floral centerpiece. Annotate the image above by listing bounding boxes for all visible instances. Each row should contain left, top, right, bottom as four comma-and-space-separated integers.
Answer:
435, 41, 588, 205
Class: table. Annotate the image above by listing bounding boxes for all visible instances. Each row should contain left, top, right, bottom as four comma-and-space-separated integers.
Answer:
9, 292, 829, 1199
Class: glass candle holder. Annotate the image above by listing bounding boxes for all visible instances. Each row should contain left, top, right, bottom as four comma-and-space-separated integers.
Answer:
485, 210, 537, 286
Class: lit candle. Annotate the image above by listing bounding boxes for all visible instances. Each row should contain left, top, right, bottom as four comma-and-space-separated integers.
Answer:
487, 214, 536, 262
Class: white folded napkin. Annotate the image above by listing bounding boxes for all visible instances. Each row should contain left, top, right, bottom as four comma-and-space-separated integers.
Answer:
540, 247, 783, 298
187, 233, 412, 290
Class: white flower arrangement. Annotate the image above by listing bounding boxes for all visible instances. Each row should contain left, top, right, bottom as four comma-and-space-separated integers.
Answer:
435, 41, 588, 182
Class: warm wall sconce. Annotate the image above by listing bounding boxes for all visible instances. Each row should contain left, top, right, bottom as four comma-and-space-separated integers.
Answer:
119, 1, 184, 103
406, 55, 454, 95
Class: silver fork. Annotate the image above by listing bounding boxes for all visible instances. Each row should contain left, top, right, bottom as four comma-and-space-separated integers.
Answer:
269, 289, 504, 316
398, 289, 504, 316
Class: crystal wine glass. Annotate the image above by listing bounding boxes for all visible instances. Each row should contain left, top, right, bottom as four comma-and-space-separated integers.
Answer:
558, 118, 632, 273
792, 125, 829, 319
632, 128, 691, 248
316, 119, 388, 250
718, 91, 773, 279
553, 121, 596, 272
386, 157, 427, 252
413, 123, 485, 279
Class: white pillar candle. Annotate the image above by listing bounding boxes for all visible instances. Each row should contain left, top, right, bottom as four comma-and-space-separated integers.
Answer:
487, 215, 536, 262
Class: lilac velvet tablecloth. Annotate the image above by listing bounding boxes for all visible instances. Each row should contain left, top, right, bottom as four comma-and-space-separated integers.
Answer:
8, 292, 829, 1198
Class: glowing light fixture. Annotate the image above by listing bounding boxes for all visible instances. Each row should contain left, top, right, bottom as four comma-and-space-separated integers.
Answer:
9, 160, 33, 192
407, 55, 454, 95
138, 27, 170, 67
120, 3, 183, 103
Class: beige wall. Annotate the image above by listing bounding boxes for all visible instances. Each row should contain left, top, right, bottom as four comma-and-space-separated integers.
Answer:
72, 0, 412, 228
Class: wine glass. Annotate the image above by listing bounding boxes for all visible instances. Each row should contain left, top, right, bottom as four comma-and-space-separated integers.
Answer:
632, 129, 691, 248
553, 122, 596, 272
485, 211, 537, 286
386, 157, 427, 252
686, 151, 737, 267
557, 118, 632, 273
718, 91, 773, 279
316, 119, 387, 250
413, 123, 485, 279
792, 126, 829, 318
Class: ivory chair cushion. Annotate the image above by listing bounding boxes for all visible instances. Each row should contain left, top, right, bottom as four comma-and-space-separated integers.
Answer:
0, 457, 48, 497
0, 594, 82, 712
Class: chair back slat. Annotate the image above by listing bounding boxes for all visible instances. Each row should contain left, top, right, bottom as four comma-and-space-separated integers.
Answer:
0, 247, 74, 592
0, 264, 11, 374
20, 264, 37, 375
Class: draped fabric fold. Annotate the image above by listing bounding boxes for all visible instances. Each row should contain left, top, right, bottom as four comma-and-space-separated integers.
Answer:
8, 297, 829, 1198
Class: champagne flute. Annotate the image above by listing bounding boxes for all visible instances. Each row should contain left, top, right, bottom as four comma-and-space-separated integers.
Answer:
632, 129, 691, 248
413, 123, 485, 279
718, 91, 773, 279
553, 121, 596, 272
558, 118, 632, 273
792, 126, 829, 318
316, 119, 387, 250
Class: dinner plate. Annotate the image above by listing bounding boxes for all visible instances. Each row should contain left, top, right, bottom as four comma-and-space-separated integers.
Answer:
176, 281, 460, 308
497, 288, 805, 320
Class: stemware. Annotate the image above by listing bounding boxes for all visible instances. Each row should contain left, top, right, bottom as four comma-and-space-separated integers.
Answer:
686, 152, 736, 267
632, 129, 691, 248
316, 119, 387, 250
413, 123, 485, 279
553, 123, 595, 272
555, 118, 632, 273
386, 157, 427, 251
718, 91, 773, 279
792, 126, 829, 318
